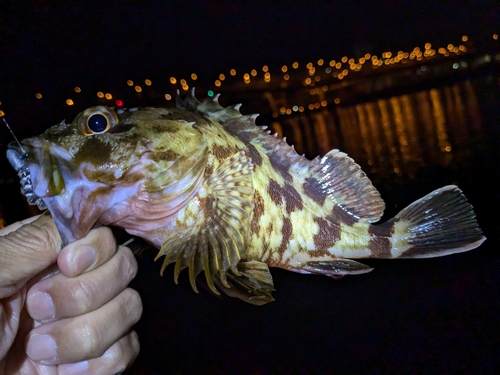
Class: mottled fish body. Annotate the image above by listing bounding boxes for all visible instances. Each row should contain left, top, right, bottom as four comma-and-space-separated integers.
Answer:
8, 90, 485, 304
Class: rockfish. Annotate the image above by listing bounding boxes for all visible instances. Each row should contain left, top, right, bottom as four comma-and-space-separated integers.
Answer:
7, 90, 485, 304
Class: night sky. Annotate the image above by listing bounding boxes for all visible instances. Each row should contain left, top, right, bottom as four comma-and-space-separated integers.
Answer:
2, 1, 499, 126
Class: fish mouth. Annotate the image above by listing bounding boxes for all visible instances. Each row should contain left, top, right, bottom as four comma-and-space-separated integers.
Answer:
7, 139, 111, 246
6, 144, 47, 210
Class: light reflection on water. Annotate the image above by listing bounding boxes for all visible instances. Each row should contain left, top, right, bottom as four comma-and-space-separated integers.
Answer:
271, 80, 486, 182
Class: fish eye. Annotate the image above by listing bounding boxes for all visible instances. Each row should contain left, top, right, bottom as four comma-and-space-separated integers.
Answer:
88, 114, 108, 133
78, 106, 118, 136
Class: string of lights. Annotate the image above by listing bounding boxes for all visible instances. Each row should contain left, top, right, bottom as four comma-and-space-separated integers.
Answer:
0, 33, 498, 119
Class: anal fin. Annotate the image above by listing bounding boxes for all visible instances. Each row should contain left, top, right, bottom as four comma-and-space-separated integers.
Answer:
298, 259, 373, 278
215, 260, 275, 305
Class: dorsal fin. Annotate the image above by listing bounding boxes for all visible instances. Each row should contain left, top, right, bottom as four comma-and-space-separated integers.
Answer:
303, 149, 385, 222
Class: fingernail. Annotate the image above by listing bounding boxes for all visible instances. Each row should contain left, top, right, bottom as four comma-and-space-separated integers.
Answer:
26, 334, 57, 362
59, 360, 89, 375
29, 291, 56, 321
72, 245, 96, 274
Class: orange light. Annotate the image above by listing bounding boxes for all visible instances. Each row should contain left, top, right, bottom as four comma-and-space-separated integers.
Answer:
317, 59, 324, 66
66, 99, 74, 105
281, 65, 288, 73
74, 87, 81, 93
191, 73, 198, 80
145, 79, 152, 86
0, 110, 4, 117
134, 86, 142, 93
292, 62, 299, 69
462, 35, 468, 42
230, 69, 237, 76
215, 80, 221, 87
262, 65, 269, 72
127, 80, 133, 86
334, 98, 340, 104
219, 74, 225, 81
165, 94, 172, 100
97, 92, 104, 98
105, 93, 112, 100
251, 69, 257, 76
180, 79, 187, 85
170, 77, 177, 84
35, 93, 42, 99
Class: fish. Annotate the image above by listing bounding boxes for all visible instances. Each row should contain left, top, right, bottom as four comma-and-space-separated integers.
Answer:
7, 90, 486, 305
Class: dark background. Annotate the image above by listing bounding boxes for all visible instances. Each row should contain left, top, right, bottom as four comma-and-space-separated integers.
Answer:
1, 2, 500, 374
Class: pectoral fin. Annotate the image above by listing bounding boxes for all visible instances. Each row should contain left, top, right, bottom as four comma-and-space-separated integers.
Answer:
215, 260, 275, 305
155, 151, 255, 294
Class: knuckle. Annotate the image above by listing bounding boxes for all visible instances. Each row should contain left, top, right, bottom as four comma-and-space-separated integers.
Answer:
69, 278, 95, 312
118, 246, 138, 281
122, 288, 143, 324
76, 322, 102, 357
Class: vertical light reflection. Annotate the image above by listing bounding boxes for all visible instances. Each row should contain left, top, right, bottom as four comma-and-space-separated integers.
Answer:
416, 91, 439, 164
378, 99, 401, 175
463, 81, 482, 131
313, 111, 330, 155
399, 95, 421, 170
429, 89, 452, 165
271, 121, 283, 139
390, 97, 411, 172
364, 102, 385, 171
288, 116, 304, 154
355, 105, 375, 168
300, 115, 316, 155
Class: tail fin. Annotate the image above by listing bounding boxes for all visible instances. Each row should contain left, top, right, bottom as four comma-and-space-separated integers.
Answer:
389, 185, 485, 258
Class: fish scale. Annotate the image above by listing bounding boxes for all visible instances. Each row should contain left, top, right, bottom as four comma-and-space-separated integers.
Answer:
7, 89, 486, 305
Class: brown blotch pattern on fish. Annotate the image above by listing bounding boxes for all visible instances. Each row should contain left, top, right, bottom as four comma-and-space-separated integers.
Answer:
245, 143, 263, 166
303, 177, 327, 206
269, 156, 292, 182
75, 137, 112, 166
277, 218, 293, 256
108, 124, 134, 134
151, 150, 179, 162
332, 205, 358, 226
268, 179, 283, 206
211, 144, 239, 160
313, 216, 341, 253
282, 183, 303, 213
251, 190, 265, 235
368, 221, 394, 258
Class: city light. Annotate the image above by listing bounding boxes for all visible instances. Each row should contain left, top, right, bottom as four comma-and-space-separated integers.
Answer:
14, 33, 493, 119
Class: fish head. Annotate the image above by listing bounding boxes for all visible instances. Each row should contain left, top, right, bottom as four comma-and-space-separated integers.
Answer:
10, 105, 208, 245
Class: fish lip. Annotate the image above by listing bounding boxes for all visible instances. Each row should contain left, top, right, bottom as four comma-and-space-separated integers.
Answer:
6, 145, 47, 210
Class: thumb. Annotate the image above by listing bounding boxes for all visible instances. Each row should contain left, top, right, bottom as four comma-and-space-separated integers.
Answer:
0, 213, 62, 299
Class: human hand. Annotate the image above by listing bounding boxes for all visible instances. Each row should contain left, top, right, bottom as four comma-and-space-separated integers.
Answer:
0, 214, 142, 374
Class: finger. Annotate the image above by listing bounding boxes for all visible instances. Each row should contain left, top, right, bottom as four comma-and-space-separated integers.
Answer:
0, 214, 40, 236
57, 226, 118, 277
57, 331, 140, 375
26, 288, 142, 365
0, 214, 61, 298
27, 245, 137, 322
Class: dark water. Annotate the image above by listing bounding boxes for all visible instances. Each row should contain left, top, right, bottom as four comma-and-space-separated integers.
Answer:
1, 73, 499, 373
